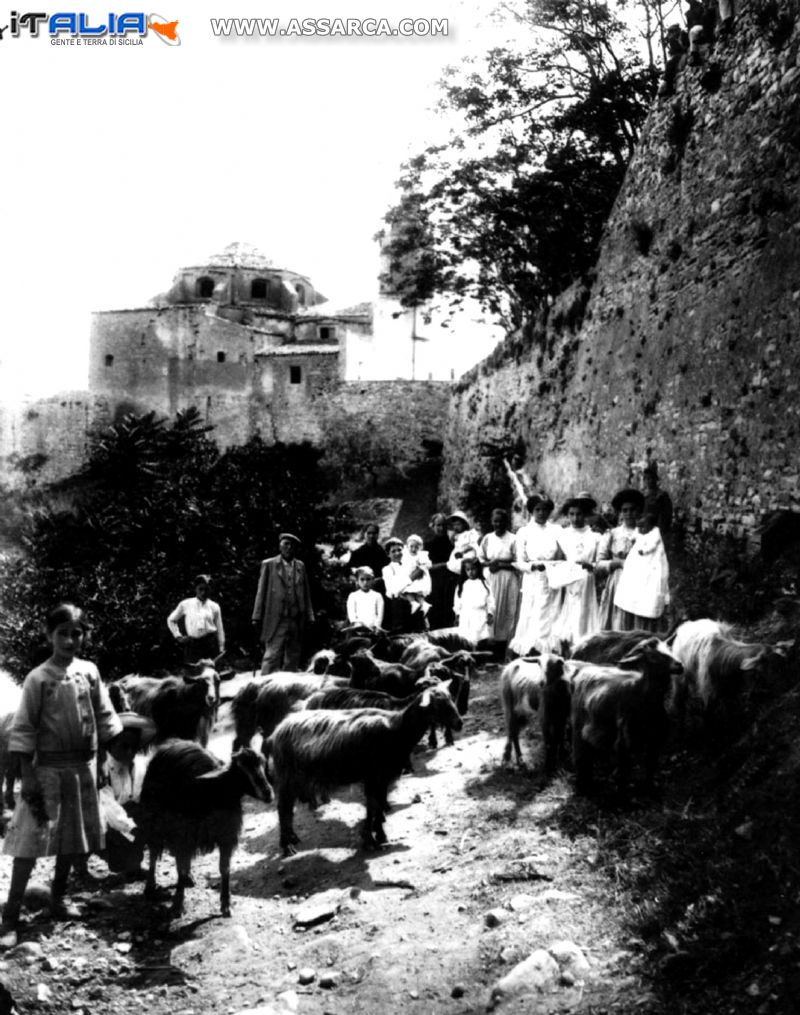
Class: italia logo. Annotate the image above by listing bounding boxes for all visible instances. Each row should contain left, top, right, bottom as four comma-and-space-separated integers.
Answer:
0, 11, 180, 42
148, 12, 179, 44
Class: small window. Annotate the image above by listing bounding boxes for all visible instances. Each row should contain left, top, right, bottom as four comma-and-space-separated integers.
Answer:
295, 283, 306, 306
319, 325, 337, 340
251, 278, 268, 300
105, 354, 114, 367
290, 365, 302, 384
196, 276, 215, 299
217, 351, 226, 363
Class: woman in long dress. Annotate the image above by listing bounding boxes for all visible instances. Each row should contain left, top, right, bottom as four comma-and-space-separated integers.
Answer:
595, 488, 643, 630
509, 495, 563, 655
424, 514, 455, 630
479, 508, 520, 658
552, 494, 602, 650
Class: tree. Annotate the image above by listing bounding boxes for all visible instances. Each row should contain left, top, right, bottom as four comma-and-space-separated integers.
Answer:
0, 410, 337, 676
379, 0, 658, 336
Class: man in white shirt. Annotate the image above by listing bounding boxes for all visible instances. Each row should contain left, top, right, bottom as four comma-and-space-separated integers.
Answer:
167, 574, 225, 664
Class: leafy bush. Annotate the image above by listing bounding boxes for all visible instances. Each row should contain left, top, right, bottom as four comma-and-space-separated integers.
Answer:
669, 525, 789, 627
0, 409, 337, 677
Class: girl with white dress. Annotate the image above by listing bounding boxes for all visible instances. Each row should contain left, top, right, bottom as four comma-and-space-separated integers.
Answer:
401, 534, 432, 617
453, 557, 495, 644
614, 513, 670, 632
552, 495, 602, 649
595, 488, 643, 631
509, 495, 564, 655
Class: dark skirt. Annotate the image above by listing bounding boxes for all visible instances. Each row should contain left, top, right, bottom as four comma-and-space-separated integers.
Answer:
428, 567, 456, 630
184, 632, 219, 663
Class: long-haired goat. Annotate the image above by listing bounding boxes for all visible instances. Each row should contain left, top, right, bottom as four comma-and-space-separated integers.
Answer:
571, 630, 683, 715
500, 655, 571, 773
139, 740, 272, 917
426, 628, 478, 652
231, 672, 349, 754
668, 619, 793, 735
116, 660, 221, 746
271, 684, 462, 855
570, 641, 683, 794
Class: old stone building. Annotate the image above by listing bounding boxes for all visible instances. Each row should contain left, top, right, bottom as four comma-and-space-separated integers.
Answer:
90, 242, 373, 447
1, 241, 459, 485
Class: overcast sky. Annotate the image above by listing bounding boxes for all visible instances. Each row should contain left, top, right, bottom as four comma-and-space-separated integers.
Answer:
0, 0, 524, 403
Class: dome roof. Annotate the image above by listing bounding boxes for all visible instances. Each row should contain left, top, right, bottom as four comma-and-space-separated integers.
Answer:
206, 242, 274, 270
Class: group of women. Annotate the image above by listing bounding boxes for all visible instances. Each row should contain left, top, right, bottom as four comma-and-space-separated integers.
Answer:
347, 485, 671, 658
508, 489, 670, 657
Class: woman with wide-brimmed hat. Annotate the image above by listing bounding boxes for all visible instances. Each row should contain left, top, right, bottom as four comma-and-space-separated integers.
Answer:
509, 494, 563, 656
446, 510, 481, 577
596, 488, 644, 630
552, 493, 602, 648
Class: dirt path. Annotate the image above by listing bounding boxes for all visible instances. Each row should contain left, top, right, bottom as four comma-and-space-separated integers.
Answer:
0, 667, 657, 1015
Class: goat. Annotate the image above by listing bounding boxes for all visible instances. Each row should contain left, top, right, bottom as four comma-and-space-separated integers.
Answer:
305, 684, 430, 773
348, 650, 423, 698
376, 633, 428, 662
271, 683, 462, 854
398, 641, 450, 671
426, 628, 478, 652
230, 672, 348, 755
571, 629, 683, 712
669, 619, 793, 735
139, 740, 272, 917
422, 661, 469, 749
305, 649, 351, 678
500, 655, 571, 773
571, 629, 677, 665
117, 660, 220, 746
570, 640, 683, 794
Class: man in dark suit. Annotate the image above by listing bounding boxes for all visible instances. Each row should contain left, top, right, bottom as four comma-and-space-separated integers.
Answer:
251, 533, 315, 673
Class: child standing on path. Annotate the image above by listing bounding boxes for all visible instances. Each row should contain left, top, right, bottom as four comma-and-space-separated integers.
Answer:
0, 603, 125, 950
453, 557, 495, 645
346, 567, 385, 633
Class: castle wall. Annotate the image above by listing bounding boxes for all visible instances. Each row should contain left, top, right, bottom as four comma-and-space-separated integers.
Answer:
0, 393, 112, 486
442, 0, 800, 539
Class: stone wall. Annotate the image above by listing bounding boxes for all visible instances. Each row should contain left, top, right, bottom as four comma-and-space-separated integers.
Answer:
442, 0, 800, 540
0, 393, 112, 486
0, 379, 449, 490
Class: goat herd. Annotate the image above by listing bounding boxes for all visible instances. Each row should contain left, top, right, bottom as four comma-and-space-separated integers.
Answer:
2, 619, 792, 919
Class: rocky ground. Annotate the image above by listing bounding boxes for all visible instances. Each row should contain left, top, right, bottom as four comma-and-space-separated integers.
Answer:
0, 662, 797, 1015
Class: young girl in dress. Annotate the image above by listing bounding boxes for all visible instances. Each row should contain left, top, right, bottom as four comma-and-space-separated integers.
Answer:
0, 603, 125, 949
614, 512, 670, 632
346, 567, 385, 633
453, 557, 495, 645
